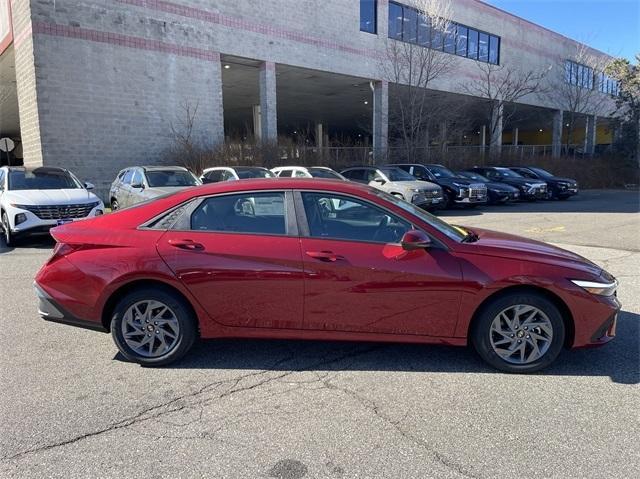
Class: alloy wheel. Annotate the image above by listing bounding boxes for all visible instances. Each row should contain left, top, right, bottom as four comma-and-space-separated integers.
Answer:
121, 300, 181, 358
2, 213, 11, 246
489, 304, 553, 364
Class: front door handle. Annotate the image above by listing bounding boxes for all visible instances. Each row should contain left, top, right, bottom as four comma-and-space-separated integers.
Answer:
306, 250, 342, 262
168, 239, 205, 251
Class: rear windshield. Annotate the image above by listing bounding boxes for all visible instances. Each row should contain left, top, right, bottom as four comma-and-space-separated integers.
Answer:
8, 169, 82, 190
235, 168, 275, 179
145, 170, 200, 187
308, 168, 343, 179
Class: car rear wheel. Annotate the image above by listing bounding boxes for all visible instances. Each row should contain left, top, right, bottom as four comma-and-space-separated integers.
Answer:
471, 292, 565, 373
111, 288, 197, 366
1, 212, 13, 247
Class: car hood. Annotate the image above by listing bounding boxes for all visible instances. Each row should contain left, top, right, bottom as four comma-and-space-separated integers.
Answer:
388, 180, 441, 191
461, 227, 601, 275
499, 177, 545, 187
436, 177, 476, 187
3, 189, 101, 206
486, 182, 519, 192
547, 176, 577, 184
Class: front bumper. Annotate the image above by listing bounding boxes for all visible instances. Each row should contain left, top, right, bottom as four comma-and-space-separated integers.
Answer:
412, 193, 444, 208
34, 283, 107, 333
521, 186, 547, 199
8, 205, 104, 237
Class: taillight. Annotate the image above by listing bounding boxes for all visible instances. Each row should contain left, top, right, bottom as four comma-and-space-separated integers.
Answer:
48, 243, 81, 264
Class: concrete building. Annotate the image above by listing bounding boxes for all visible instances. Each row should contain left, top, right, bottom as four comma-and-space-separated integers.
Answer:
0, 0, 620, 198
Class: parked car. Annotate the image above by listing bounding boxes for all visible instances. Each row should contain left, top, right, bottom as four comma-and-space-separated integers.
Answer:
271, 166, 347, 180
467, 167, 548, 200
391, 163, 488, 208
200, 166, 275, 183
0, 166, 104, 246
456, 170, 520, 204
109, 166, 200, 210
509, 166, 578, 200
36, 178, 620, 373
340, 166, 443, 210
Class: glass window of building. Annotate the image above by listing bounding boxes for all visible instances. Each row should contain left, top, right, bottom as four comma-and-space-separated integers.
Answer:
403, 6, 418, 42
467, 28, 478, 59
417, 13, 431, 47
478, 32, 489, 62
431, 25, 444, 50
488, 35, 499, 64
443, 23, 456, 53
388, 2, 404, 40
456, 25, 468, 57
360, 0, 377, 34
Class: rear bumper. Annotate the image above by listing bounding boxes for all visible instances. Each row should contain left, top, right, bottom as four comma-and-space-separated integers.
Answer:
34, 283, 107, 333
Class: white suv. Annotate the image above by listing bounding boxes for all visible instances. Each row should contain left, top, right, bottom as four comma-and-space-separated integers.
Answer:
271, 166, 347, 180
0, 166, 104, 246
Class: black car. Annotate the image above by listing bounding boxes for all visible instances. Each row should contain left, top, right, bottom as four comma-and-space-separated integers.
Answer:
456, 171, 520, 204
468, 167, 548, 200
509, 166, 578, 200
390, 163, 488, 208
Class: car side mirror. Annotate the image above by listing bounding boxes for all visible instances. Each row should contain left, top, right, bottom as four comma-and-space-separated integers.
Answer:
400, 230, 431, 251
131, 183, 145, 189
84, 182, 95, 190
373, 178, 386, 185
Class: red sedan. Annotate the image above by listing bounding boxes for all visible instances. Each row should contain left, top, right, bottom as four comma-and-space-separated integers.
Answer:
34, 179, 620, 373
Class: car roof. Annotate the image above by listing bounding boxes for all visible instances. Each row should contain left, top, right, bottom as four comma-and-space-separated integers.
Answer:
5, 166, 69, 173
141, 165, 189, 172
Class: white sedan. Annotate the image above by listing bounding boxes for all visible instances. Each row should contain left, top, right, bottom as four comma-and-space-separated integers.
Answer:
0, 166, 104, 246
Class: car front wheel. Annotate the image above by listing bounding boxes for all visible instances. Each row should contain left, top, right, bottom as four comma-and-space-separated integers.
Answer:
471, 291, 565, 373
111, 199, 119, 211
111, 288, 197, 366
1, 212, 13, 247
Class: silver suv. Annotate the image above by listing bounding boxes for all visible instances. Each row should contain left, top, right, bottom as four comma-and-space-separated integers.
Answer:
340, 166, 443, 210
109, 166, 200, 210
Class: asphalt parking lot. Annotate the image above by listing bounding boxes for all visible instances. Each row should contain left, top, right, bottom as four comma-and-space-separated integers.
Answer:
0, 189, 638, 478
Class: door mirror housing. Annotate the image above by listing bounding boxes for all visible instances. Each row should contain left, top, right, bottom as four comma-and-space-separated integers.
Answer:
400, 230, 431, 250
131, 183, 145, 190
373, 178, 386, 185
84, 182, 95, 190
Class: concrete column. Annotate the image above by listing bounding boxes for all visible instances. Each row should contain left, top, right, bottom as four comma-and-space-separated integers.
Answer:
489, 102, 503, 158
552, 110, 563, 158
252, 105, 261, 140
585, 115, 597, 155
259, 61, 277, 143
315, 122, 324, 148
372, 80, 388, 164
513, 128, 519, 146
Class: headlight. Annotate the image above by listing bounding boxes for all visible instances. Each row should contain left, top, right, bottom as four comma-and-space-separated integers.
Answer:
411, 188, 422, 193
452, 182, 464, 187
571, 279, 618, 296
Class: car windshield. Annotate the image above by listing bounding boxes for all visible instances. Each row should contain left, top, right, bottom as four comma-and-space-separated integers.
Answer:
427, 165, 456, 178
145, 170, 200, 187
235, 168, 275, 179
8, 169, 83, 190
495, 168, 523, 178
528, 167, 553, 178
308, 168, 343, 179
458, 171, 489, 182
371, 189, 467, 242
378, 167, 416, 182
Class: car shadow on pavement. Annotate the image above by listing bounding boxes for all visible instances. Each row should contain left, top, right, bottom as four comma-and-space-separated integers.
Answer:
128, 310, 639, 385
0, 236, 55, 253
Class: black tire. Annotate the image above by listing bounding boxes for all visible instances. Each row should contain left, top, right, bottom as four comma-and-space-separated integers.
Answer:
558, 196, 570, 200
445, 192, 455, 209
1, 212, 13, 247
471, 291, 566, 373
111, 198, 119, 211
111, 287, 197, 366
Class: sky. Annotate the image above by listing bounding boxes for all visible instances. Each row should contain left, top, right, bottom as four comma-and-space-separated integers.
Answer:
483, 0, 639, 61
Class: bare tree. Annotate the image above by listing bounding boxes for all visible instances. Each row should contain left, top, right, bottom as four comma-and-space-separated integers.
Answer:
462, 62, 548, 158
546, 43, 613, 150
382, 0, 456, 161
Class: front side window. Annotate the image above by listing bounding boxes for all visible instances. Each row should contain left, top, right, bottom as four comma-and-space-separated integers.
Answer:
294, 170, 308, 178
426, 165, 455, 178
379, 167, 416, 182
308, 168, 342, 179
235, 168, 274, 179
145, 170, 199, 187
301, 192, 411, 244
131, 170, 144, 186
494, 168, 522, 178
360, 0, 377, 34
277, 169, 293, 178
190, 192, 287, 235
342, 169, 366, 182
203, 170, 225, 183
8, 168, 83, 191
122, 170, 134, 185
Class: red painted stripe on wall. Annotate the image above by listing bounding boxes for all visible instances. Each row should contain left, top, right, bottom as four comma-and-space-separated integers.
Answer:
30, 21, 220, 61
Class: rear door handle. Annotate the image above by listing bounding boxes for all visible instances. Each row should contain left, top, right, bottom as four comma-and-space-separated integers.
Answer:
168, 239, 205, 251
306, 250, 342, 262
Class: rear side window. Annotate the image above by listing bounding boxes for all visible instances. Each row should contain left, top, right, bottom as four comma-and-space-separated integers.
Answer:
277, 170, 293, 177
203, 170, 225, 183
341, 169, 365, 182
190, 192, 287, 235
294, 170, 307, 178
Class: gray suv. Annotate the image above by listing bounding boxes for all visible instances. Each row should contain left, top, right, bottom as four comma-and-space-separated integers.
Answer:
109, 166, 200, 210
340, 166, 443, 210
